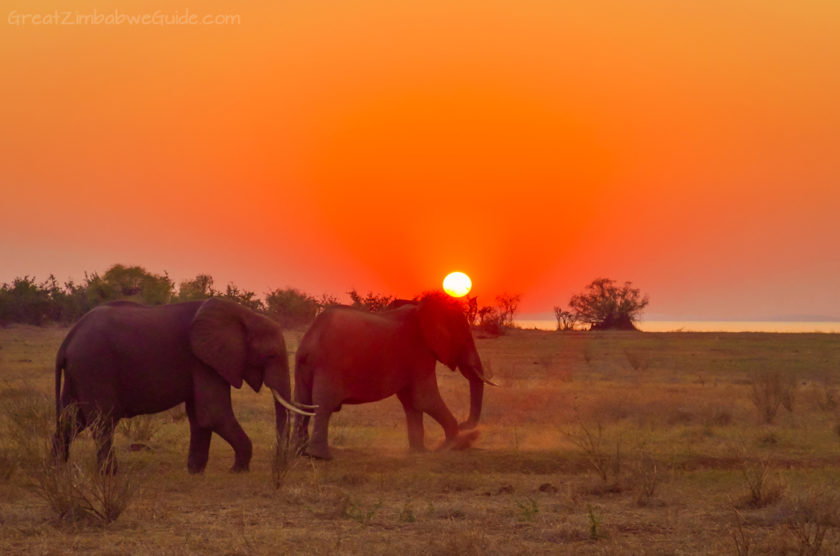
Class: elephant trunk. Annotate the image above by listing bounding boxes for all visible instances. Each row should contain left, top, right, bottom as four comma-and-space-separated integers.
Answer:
458, 349, 488, 430
462, 377, 483, 430
264, 358, 292, 440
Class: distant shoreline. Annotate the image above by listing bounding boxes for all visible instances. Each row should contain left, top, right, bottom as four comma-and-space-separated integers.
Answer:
514, 320, 840, 333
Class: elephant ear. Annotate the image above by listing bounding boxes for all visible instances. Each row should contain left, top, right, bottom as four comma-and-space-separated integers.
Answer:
418, 295, 464, 371
189, 298, 247, 389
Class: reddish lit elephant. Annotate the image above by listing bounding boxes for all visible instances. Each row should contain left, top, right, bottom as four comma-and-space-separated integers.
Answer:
293, 293, 491, 460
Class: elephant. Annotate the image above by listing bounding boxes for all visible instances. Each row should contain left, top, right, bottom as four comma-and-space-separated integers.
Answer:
293, 292, 492, 460
53, 298, 313, 473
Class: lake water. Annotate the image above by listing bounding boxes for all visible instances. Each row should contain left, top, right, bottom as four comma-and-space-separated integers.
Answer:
514, 320, 840, 333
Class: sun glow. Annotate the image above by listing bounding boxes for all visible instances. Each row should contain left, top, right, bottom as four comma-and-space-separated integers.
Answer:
443, 272, 472, 297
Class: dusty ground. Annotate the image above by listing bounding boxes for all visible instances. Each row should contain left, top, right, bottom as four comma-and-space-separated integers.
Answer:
1, 325, 839, 554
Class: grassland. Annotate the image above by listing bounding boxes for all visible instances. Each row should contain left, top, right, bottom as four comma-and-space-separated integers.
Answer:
1, 324, 839, 554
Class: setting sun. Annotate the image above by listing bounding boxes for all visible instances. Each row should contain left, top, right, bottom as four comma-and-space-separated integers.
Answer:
443, 272, 472, 298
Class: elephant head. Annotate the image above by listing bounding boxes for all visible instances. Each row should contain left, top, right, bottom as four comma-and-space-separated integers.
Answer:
189, 298, 306, 435
416, 293, 492, 429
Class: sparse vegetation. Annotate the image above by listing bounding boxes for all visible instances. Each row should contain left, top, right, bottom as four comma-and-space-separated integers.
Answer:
736, 453, 785, 508
565, 421, 623, 487
568, 277, 649, 330
554, 305, 578, 331
750, 371, 797, 424
782, 487, 840, 555
1, 325, 839, 553
347, 289, 394, 312
265, 287, 321, 328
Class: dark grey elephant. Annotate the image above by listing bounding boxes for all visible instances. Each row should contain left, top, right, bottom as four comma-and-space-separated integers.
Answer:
293, 293, 492, 460
53, 298, 312, 473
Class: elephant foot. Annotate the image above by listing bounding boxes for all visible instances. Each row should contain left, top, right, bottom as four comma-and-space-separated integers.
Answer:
303, 444, 333, 461
230, 462, 250, 473
458, 418, 478, 430
187, 455, 209, 474
437, 429, 481, 452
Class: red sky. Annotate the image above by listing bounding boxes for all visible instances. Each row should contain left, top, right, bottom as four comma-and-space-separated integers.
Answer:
2, 1, 839, 319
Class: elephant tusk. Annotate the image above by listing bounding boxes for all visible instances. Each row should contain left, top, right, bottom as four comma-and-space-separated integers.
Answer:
294, 401, 319, 410
271, 389, 316, 416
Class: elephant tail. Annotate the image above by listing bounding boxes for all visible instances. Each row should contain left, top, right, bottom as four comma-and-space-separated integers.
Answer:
54, 329, 73, 430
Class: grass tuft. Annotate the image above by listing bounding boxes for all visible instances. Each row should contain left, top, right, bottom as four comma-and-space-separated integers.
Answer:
750, 372, 796, 424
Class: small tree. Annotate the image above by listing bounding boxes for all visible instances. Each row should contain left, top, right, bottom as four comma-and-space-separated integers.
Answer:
222, 283, 264, 311
174, 274, 218, 302
554, 306, 578, 331
495, 293, 521, 327
266, 288, 320, 328
0, 277, 54, 325
477, 306, 505, 335
348, 289, 393, 312
84, 265, 174, 306
462, 295, 479, 326
569, 278, 648, 331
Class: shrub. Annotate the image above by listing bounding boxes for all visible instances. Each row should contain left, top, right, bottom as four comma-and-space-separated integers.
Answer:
174, 274, 218, 302
266, 287, 320, 328
0, 276, 56, 325
33, 408, 144, 524
477, 306, 505, 336
631, 449, 662, 506
88, 264, 174, 305
736, 455, 784, 509
32, 455, 143, 524
221, 283, 264, 311
751, 372, 796, 424
782, 487, 840, 555
568, 278, 649, 330
495, 293, 521, 327
348, 289, 393, 312
554, 306, 578, 331
271, 412, 294, 490
118, 414, 163, 444
565, 421, 622, 487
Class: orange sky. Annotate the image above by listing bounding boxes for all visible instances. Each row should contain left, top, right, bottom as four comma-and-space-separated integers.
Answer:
2, 1, 839, 319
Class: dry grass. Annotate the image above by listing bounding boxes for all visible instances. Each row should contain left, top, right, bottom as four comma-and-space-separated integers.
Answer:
1, 325, 839, 553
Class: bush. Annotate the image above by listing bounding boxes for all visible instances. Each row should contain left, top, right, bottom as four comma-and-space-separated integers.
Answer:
266, 287, 320, 328
87, 264, 174, 305
554, 306, 578, 331
783, 487, 840, 555
477, 306, 506, 335
221, 283, 264, 311
495, 293, 521, 327
0, 276, 57, 325
751, 372, 796, 424
173, 274, 218, 302
736, 455, 784, 508
568, 278, 649, 331
348, 289, 393, 312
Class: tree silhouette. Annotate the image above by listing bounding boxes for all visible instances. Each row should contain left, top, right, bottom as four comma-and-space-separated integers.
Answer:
568, 278, 649, 331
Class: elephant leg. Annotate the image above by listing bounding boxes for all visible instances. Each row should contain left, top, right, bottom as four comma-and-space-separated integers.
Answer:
292, 380, 311, 454
412, 376, 459, 446
186, 404, 212, 474
91, 415, 118, 474
214, 416, 252, 472
305, 408, 333, 460
397, 389, 426, 452
52, 403, 86, 463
